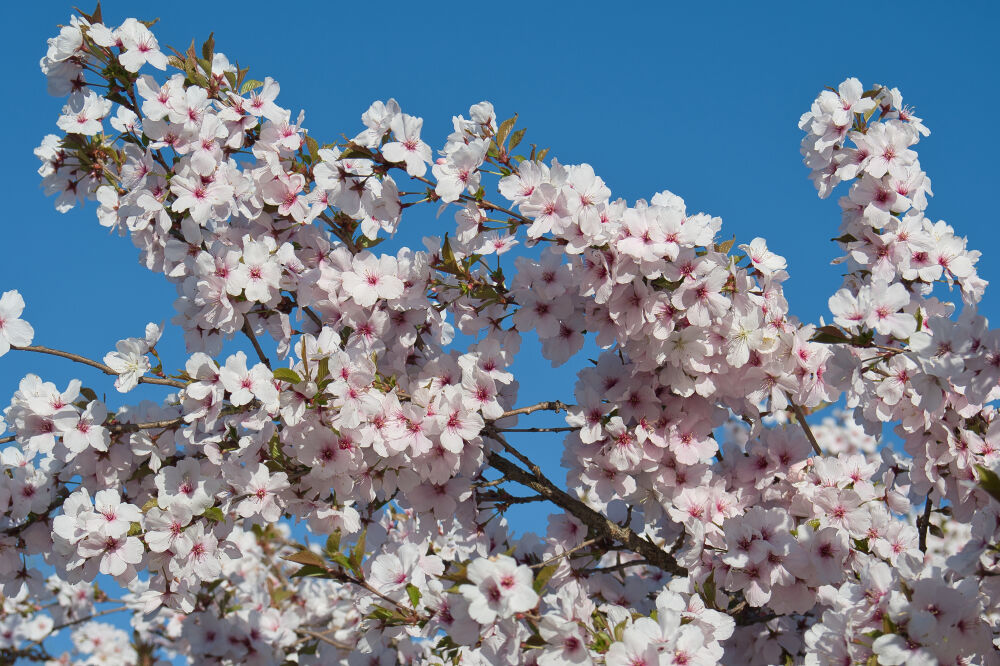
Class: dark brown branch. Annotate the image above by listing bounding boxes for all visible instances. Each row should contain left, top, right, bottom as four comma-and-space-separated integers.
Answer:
486, 449, 687, 577
918, 495, 933, 553
477, 489, 547, 505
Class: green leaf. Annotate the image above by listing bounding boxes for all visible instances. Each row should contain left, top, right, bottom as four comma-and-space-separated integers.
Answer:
536, 147, 550, 162
271, 588, 293, 604
496, 114, 518, 146
140, 498, 159, 513
201, 32, 215, 62
368, 606, 395, 621
80, 387, 99, 404
508, 127, 526, 150
715, 235, 736, 254
612, 618, 628, 642
810, 326, 850, 345
406, 583, 422, 608
202, 507, 225, 522
282, 549, 326, 568
975, 464, 1000, 505
291, 564, 331, 578
316, 357, 330, 384
271, 368, 302, 384
441, 234, 459, 273
702, 569, 717, 609
533, 563, 558, 594
304, 135, 320, 164
350, 526, 367, 576
329, 552, 352, 571
356, 235, 385, 250
128, 521, 143, 537
325, 531, 342, 556
240, 79, 264, 95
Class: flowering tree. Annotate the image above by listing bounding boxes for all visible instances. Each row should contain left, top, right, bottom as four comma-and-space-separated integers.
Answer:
1, 4, 999, 664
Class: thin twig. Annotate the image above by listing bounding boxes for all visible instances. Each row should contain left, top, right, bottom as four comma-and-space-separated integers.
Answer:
529, 537, 598, 569
242, 319, 272, 369
485, 426, 540, 476
11, 345, 186, 388
494, 426, 580, 433
495, 401, 572, 420
296, 628, 353, 651
585, 558, 650, 575
108, 417, 185, 433
789, 400, 822, 456
37, 605, 129, 639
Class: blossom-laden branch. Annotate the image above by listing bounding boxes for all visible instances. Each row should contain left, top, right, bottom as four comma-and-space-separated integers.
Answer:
11, 344, 186, 388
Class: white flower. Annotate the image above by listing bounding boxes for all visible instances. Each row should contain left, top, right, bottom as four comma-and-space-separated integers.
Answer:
0, 290, 34, 357
459, 555, 538, 624
104, 337, 151, 392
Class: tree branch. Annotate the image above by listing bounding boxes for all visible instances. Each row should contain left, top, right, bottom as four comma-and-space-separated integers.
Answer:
918, 494, 933, 553
485, 449, 687, 577
789, 400, 822, 456
494, 426, 580, 433
529, 537, 598, 569
11, 345, 186, 388
495, 400, 572, 420
296, 628, 353, 651
241, 319, 272, 369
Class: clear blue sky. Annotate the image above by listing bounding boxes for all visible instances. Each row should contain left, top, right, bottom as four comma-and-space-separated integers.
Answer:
1, 3, 998, 645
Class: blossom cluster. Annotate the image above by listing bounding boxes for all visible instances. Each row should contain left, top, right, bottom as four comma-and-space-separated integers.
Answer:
0, 7, 998, 665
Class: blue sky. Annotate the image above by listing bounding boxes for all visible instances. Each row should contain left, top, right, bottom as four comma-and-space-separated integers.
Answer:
1, 0, 999, 656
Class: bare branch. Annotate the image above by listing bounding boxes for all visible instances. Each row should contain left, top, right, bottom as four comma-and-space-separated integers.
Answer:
494, 426, 580, 433
242, 319, 272, 369
495, 400, 572, 420
486, 449, 687, 577
918, 494, 933, 553
296, 628, 353, 651
529, 537, 598, 569
789, 400, 822, 456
